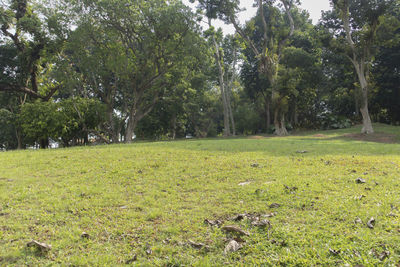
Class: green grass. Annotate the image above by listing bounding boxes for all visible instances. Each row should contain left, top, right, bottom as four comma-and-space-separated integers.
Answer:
1, 124, 399, 266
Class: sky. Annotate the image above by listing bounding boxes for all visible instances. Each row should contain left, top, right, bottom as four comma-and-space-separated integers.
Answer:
183, 0, 332, 35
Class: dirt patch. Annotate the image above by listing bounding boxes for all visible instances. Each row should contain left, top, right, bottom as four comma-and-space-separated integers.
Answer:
343, 133, 398, 143
312, 134, 327, 138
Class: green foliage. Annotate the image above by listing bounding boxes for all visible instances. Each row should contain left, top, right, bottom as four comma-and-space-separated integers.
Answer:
19, 98, 105, 147
234, 102, 264, 135
317, 112, 353, 130
57, 98, 106, 146
19, 101, 63, 146
0, 108, 18, 150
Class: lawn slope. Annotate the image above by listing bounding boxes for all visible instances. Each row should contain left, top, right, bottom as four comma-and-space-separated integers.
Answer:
0, 124, 399, 266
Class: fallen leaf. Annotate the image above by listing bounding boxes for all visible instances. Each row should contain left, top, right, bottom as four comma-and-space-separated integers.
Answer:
230, 214, 246, 221
233, 237, 246, 243
378, 250, 390, 261
81, 232, 90, 239
224, 240, 241, 255
284, 185, 298, 192
221, 225, 250, 236
355, 178, 366, 184
26, 240, 51, 252
329, 248, 341, 255
262, 212, 276, 218
188, 239, 210, 250
269, 203, 281, 208
367, 217, 375, 229
251, 219, 271, 228
271, 239, 287, 247
354, 217, 363, 224
355, 195, 366, 200
204, 218, 223, 226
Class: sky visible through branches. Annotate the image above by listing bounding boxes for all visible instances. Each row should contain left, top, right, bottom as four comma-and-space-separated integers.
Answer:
183, 0, 331, 34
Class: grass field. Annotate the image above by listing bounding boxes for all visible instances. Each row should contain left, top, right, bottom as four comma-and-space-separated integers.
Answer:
1, 124, 399, 266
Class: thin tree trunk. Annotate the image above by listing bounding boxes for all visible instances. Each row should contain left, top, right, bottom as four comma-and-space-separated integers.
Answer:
171, 115, 177, 139
125, 111, 137, 143
265, 97, 271, 130
209, 18, 230, 137
107, 106, 119, 143
16, 129, 23, 150
221, 87, 230, 136
226, 86, 235, 136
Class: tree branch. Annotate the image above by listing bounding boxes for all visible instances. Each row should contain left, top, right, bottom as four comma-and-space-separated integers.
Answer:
229, 15, 260, 56
278, 0, 295, 54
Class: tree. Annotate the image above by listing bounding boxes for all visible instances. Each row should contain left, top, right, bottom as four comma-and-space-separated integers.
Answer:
0, 0, 67, 100
199, 0, 298, 135
59, 19, 127, 143
193, 0, 237, 136
369, 2, 400, 124
330, 0, 395, 133
77, 0, 203, 143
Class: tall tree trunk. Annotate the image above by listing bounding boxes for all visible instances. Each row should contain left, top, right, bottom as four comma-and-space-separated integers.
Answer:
339, 1, 375, 134
209, 18, 230, 137
125, 112, 137, 143
226, 86, 235, 136
221, 86, 230, 137
355, 64, 374, 134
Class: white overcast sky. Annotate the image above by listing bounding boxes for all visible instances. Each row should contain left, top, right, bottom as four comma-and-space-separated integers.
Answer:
183, 0, 332, 34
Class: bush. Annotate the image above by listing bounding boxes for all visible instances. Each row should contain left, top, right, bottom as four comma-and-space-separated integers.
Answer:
0, 109, 18, 150
317, 112, 352, 130
19, 98, 106, 148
